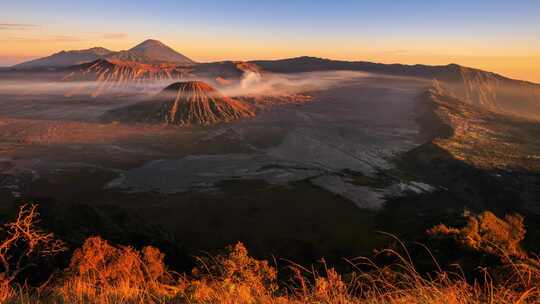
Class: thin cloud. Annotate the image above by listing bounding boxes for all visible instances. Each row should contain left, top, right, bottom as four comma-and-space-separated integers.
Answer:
102, 32, 128, 39
0, 23, 39, 30
0, 35, 83, 42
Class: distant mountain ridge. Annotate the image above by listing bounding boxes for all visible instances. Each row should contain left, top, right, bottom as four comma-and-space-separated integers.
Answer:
13, 39, 194, 68
253, 56, 540, 120
10, 47, 540, 120
14, 47, 114, 69
252, 56, 537, 84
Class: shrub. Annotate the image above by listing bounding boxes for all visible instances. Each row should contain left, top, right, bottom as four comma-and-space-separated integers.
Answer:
57, 236, 178, 302
427, 211, 527, 259
183, 242, 280, 303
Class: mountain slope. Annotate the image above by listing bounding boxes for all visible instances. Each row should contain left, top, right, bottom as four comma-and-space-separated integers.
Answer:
62, 59, 189, 97
193, 61, 260, 80
102, 81, 254, 125
13, 47, 113, 69
63, 59, 188, 82
253, 57, 540, 120
395, 81, 540, 219
61, 58, 260, 97
415, 80, 540, 171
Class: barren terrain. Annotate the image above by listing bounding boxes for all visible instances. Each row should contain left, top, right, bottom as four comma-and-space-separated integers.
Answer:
1, 68, 539, 263
0, 72, 435, 259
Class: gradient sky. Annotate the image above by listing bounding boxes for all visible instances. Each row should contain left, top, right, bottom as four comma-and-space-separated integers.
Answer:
1, 0, 539, 82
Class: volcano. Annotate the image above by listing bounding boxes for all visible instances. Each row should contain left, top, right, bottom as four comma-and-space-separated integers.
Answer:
103, 81, 254, 125
107, 39, 194, 65
14, 39, 194, 68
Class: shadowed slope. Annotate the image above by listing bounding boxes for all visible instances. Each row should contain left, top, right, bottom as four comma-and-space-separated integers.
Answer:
420, 80, 540, 171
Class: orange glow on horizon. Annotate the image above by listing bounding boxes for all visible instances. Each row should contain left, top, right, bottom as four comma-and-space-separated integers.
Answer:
1, 37, 539, 84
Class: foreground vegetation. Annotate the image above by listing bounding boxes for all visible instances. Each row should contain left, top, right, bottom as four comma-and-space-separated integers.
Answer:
1, 204, 539, 303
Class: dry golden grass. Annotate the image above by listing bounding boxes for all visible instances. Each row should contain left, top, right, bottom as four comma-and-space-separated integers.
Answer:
1, 205, 539, 303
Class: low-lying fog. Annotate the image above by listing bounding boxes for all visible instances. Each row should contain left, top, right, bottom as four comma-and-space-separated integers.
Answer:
0, 70, 371, 97
0, 70, 391, 121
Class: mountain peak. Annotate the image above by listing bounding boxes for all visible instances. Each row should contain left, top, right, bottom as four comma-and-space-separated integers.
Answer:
162, 81, 217, 94
130, 39, 167, 51
109, 39, 194, 65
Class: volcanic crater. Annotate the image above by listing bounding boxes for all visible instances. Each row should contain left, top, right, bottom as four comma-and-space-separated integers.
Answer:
103, 81, 255, 125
